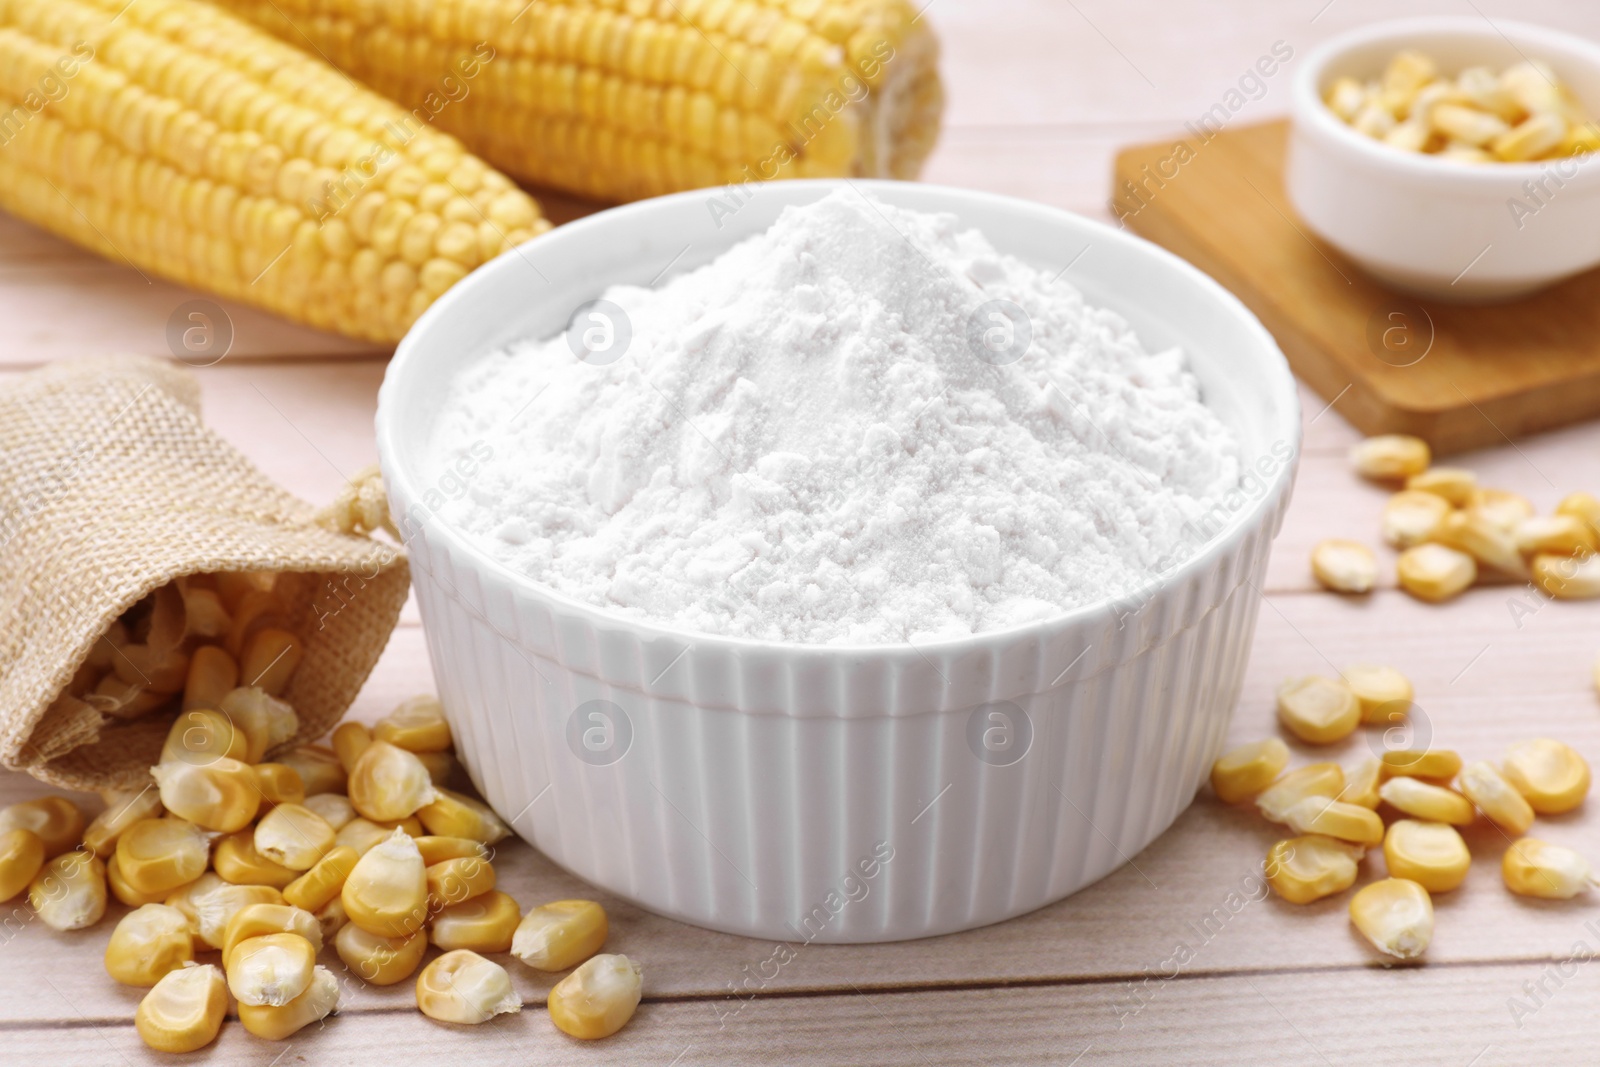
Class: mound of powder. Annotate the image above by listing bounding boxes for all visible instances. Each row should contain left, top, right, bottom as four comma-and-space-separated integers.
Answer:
427, 190, 1242, 645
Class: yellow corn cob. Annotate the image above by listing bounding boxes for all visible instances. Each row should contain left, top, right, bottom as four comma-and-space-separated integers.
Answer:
0, 0, 546, 342
207, 0, 944, 203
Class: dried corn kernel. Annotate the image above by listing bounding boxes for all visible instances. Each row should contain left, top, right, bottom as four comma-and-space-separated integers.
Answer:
417, 789, 510, 844
1310, 540, 1378, 594
182, 645, 239, 712
0, 797, 84, 859
1276, 676, 1361, 744
1515, 515, 1597, 557
106, 903, 194, 987
349, 741, 437, 822
1258, 763, 1346, 823
240, 629, 304, 697
1470, 488, 1536, 531
1434, 510, 1527, 576
0, 829, 46, 903
1210, 739, 1290, 804
222, 903, 323, 968
332, 721, 373, 773
283, 845, 360, 913
1556, 492, 1600, 536
136, 964, 228, 1054
304, 793, 356, 832
279, 746, 346, 796
416, 750, 457, 788
194, 883, 285, 950
165, 872, 225, 931
227, 932, 316, 1007
1341, 665, 1413, 724
1532, 552, 1600, 600
1406, 467, 1476, 506
1493, 112, 1567, 161
548, 953, 643, 1040
375, 695, 453, 753
427, 856, 495, 910
1382, 491, 1452, 548
161, 708, 249, 766
1432, 102, 1510, 145
1282, 797, 1384, 846
1264, 835, 1363, 904
1350, 878, 1433, 959
1378, 777, 1475, 825
151, 758, 261, 832
108, 853, 173, 908
336, 922, 428, 985
1380, 749, 1463, 781
1350, 435, 1430, 480
83, 787, 164, 857
239, 965, 339, 1040
343, 828, 428, 938
118, 818, 212, 896
219, 688, 299, 764
415, 836, 489, 866
1502, 738, 1590, 813
1458, 760, 1535, 834
432, 890, 522, 954
1397, 543, 1476, 602
255, 804, 337, 871
29, 851, 107, 930
1339, 758, 1383, 809
336, 817, 397, 856
214, 830, 298, 888
254, 763, 307, 807
1384, 50, 1437, 100
1327, 77, 1367, 121
1502, 838, 1594, 899
417, 950, 522, 1024
512, 899, 608, 971
1384, 819, 1471, 892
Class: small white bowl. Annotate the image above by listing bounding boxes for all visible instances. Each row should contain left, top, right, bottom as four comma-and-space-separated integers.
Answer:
1288, 17, 1600, 302
376, 180, 1299, 942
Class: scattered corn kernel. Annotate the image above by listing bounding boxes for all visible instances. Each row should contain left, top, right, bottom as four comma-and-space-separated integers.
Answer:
240, 628, 304, 697
1210, 739, 1290, 804
108, 853, 173, 907
303, 793, 356, 832
1350, 435, 1430, 480
548, 953, 643, 1040
193, 882, 285, 949
417, 788, 510, 844
1433, 510, 1526, 576
106, 903, 194, 987
1502, 838, 1594, 899
348, 740, 438, 822
220, 687, 300, 764
512, 899, 609, 970
1397, 543, 1476, 602
227, 932, 316, 1007
1384, 819, 1471, 892
426, 856, 495, 910
1276, 676, 1361, 744
283, 845, 360, 913
315, 896, 350, 941
1515, 515, 1596, 557
183, 645, 240, 712
417, 949, 521, 1024
1532, 552, 1600, 600
1380, 748, 1463, 781
343, 828, 428, 938
1282, 797, 1385, 845
1350, 878, 1433, 959
118, 818, 212, 895
253, 763, 307, 807
214, 830, 298, 888
136, 964, 228, 1054
278, 745, 346, 796
336, 817, 397, 856
1556, 492, 1600, 537
0, 797, 85, 859
1341, 665, 1413, 724
82, 787, 164, 857
29, 851, 107, 930
1470, 488, 1535, 531
1310, 539, 1378, 594
1457, 761, 1536, 834
165, 872, 226, 932
432, 890, 522, 954
1502, 738, 1590, 813
1382, 491, 1452, 548
160, 708, 249, 766
223, 903, 323, 968
415, 836, 490, 866
1339, 758, 1383, 809
1264, 835, 1364, 904
151, 758, 261, 832
332, 721, 373, 774
239, 965, 339, 1040
1378, 777, 1475, 825
374, 695, 453, 753
1406, 466, 1476, 506
255, 803, 336, 871
415, 750, 457, 787
0, 829, 45, 903
1258, 763, 1346, 823
336, 922, 428, 985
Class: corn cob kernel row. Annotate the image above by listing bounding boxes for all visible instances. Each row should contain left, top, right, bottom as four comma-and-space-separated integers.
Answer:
207, 0, 944, 203
0, 0, 547, 342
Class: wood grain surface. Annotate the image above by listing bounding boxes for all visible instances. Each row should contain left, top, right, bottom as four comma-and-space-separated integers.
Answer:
4, 1, 1600, 1064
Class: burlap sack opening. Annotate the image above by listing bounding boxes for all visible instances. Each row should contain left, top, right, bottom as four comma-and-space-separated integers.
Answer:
0, 356, 409, 792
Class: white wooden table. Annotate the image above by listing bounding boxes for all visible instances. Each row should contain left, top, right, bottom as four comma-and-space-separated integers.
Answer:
5, 1, 1600, 1062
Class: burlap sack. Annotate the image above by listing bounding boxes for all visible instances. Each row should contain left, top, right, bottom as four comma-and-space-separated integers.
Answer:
0, 356, 409, 792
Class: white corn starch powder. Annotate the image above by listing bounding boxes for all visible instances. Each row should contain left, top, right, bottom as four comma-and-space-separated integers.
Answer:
429, 190, 1243, 644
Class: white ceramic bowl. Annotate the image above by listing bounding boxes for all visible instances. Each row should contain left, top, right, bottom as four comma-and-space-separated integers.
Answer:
375, 180, 1299, 943
1288, 17, 1600, 302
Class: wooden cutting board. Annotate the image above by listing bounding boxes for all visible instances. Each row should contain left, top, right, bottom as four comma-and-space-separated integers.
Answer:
1111, 120, 1600, 455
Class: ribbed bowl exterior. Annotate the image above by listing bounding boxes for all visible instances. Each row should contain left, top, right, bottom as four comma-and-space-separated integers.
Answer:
378, 180, 1301, 943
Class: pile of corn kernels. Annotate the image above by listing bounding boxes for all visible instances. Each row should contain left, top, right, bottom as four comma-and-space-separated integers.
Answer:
1326, 49, 1599, 162
0, 572, 641, 1053
1310, 434, 1600, 603
1214, 663, 1592, 959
